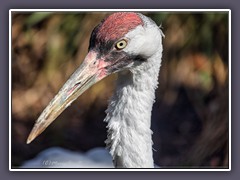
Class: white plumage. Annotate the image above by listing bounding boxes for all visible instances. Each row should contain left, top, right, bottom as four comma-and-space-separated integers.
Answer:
26, 12, 163, 168
105, 14, 163, 168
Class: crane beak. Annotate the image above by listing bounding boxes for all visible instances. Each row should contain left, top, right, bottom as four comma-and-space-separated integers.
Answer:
26, 51, 109, 144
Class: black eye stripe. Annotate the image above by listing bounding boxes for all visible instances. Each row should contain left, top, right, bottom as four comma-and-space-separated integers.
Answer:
132, 55, 147, 61
89, 28, 146, 62
90, 40, 115, 58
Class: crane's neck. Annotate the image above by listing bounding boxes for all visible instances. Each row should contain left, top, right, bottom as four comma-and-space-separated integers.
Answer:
104, 49, 162, 168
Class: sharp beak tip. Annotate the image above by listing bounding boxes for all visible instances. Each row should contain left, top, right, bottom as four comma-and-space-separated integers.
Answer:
26, 127, 39, 144
26, 139, 31, 144
26, 132, 35, 144
26, 136, 32, 144
25, 51, 107, 145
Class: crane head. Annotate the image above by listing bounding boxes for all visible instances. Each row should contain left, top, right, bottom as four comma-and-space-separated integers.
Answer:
27, 12, 162, 144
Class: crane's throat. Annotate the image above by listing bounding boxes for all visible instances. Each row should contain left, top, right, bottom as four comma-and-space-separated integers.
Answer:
104, 50, 162, 168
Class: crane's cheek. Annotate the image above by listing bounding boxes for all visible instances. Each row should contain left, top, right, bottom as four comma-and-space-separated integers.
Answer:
96, 61, 109, 80
97, 69, 108, 80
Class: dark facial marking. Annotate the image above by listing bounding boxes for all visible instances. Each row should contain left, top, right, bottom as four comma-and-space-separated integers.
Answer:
103, 51, 147, 74
88, 12, 146, 73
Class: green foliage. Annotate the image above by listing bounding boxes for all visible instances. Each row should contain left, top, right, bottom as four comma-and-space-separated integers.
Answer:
58, 14, 85, 57
26, 12, 53, 26
151, 12, 228, 57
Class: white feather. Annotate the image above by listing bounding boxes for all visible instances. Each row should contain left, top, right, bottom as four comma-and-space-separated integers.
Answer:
104, 14, 163, 168
23, 13, 163, 169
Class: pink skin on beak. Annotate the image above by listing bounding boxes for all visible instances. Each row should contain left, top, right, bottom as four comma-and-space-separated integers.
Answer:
85, 51, 109, 80
27, 51, 110, 144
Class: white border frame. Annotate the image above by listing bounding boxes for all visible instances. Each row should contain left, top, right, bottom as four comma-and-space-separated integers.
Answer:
9, 9, 231, 172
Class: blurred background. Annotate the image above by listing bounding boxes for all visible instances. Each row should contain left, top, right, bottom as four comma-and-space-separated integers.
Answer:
11, 11, 229, 168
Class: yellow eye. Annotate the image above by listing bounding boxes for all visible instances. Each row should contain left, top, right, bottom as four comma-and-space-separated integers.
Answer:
115, 39, 128, 50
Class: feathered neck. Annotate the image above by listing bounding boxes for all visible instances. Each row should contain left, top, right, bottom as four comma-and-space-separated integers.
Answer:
104, 49, 162, 168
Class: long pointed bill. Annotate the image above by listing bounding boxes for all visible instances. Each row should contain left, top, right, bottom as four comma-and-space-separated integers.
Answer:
27, 51, 109, 144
